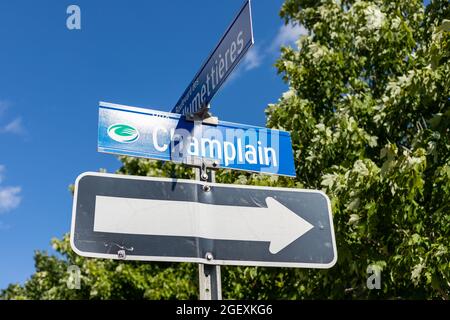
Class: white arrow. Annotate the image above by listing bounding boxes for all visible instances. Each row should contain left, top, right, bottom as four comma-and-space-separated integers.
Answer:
94, 196, 314, 254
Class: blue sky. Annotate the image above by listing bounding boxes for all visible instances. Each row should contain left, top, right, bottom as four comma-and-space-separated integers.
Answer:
0, 0, 308, 288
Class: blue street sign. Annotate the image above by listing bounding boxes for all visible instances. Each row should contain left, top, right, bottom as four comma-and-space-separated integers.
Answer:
98, 102, 296, 177
171, 0, 254, 115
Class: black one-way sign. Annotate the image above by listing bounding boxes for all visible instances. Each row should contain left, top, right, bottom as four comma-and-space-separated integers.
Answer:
70, 172, 337, 268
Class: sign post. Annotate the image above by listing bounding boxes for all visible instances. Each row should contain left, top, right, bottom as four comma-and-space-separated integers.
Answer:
194, 157, 222, 300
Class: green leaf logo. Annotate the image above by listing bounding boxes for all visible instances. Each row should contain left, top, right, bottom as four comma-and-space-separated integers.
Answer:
107, 124, 140, 143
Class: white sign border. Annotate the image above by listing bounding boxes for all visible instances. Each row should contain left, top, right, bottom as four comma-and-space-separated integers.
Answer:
70, 172, 338, 269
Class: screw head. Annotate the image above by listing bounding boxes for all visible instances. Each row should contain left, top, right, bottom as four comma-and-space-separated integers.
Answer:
206, 253, 213, 261
202, 185, 211, 192
117, 250, 126, 260
212, 161, 218, 168
201, 173, 209, 181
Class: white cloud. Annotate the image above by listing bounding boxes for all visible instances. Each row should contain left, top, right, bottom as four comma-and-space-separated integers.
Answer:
222, 23, 307, 86
2, 117, 25, 135
225, 46, 263, 85
242, 46, 262, 71
270, 23, 308, 52
0, 100, 26, 136
0, 165, 22, 214
0, 186, 22, 213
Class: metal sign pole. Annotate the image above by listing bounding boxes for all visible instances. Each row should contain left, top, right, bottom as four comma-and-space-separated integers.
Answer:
192, 116, 222, 301
197, 167, 222, 300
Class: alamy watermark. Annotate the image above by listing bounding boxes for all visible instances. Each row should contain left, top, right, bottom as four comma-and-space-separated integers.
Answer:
66, 265, 81, 290
66, 5, 81, 30
366, 265, 381, 290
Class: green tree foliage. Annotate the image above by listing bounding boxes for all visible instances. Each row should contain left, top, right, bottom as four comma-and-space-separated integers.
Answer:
266, 0, 449, 299
1, 0, 449, 299
0, 233, 198, 299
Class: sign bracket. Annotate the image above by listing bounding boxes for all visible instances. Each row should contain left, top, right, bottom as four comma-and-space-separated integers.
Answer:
183, 104, 221, 173
185, 104, 219, 126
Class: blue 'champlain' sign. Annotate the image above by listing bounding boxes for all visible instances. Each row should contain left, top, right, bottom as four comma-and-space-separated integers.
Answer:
98, 102, 296, 177
171, 0, 254, 115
